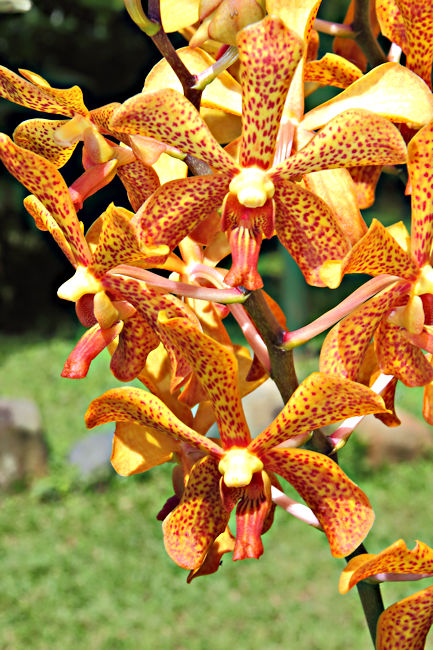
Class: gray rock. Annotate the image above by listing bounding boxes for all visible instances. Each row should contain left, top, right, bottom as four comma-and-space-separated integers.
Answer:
68, 429, 114, 478
0, 397, 48, 488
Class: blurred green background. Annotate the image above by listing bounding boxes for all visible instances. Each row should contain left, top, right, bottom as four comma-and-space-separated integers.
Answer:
0, 1, 429, 649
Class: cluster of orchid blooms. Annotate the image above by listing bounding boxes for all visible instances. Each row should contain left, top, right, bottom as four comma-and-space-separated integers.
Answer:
2, 0, 433, 646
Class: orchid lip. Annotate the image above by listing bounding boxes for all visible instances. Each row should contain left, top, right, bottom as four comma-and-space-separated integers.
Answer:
218, 448, 263, 488
229, 168, 275, 208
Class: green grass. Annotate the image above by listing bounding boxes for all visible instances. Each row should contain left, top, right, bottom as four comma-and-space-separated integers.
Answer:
0, 334, 433, 649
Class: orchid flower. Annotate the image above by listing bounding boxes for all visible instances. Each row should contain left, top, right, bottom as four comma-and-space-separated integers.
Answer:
110, 15, 407, 290
341, 539, 433, 649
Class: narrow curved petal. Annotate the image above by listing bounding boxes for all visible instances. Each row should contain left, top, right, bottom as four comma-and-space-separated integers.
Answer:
263, 448, 374, 557
23, 195, 75, 266
136, 173, 231, 251
301, 63, 433, 131
61, 322, 122, 379
0, 65, 87, 116
157, 314, 251, 449
340, 539, 433, 594
116, 159, 161, 212
233, 471, 272, 561
88, 103, 127, 142
111, 421, 178, 476
250, 372, 387, 453
266, 0, 321, 42
274, 180, 350, 286
375, 320, 433, 387
111, 88, 239, 174
13, 119, 76, 167
0, 134, 91, 266
408, 120, 433, 267
377, 587, 433, 650
273, 109, 407, 180
377, 0, 433, 89
348, 164, 383, 210
163, 456, 230, 570
187, 527, 236, 582
238, 16, 303, 169
319, 282, 410, 379
304, 54, 363, 89
85, 387, 223, 458
110, 314, 160, 382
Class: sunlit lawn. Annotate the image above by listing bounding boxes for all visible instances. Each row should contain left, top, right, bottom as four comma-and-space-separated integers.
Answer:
0, 334, 433, 649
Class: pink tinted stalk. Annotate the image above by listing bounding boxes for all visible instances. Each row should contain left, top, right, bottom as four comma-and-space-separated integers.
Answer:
281, 275, 399, 349
271, 486, 322, 530
229, 303, 271, 371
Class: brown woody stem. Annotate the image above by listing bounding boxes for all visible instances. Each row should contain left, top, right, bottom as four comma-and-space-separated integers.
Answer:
353, 0, 387, 67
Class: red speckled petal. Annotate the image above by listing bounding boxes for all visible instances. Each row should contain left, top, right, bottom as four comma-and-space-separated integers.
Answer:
408, 120, 433, 267
85, 386, 222, 458
136, 173, 231, 251
250, 372, 387, 453
187, 527, 236, 582
424, 360, 433, 424
375, 319, 433, 387
163, 455, 229, 570
13, 119, 76, 168
110, 88, 239, 174
157, 314, 251, 449
0, 134, 91, 266
340, 539, 433, 593
273, 109, 407, 180
111, 421, 178, 476
377, 587, 433, 650
61, 321, 122, 379
304, 53, 363, 89
116, 159, 160, 212
348, 164, 383, 210
263, 448, 374, 557
0, 66, 87, 116
274, 181, 350, 287
233, 472, 272, 561
319, 282, 410, 380
238, 16, 303, 169
110, 313, 160, 382
376, 0, 433, 89
23, 195, 76, 266
88, 103, 128, 142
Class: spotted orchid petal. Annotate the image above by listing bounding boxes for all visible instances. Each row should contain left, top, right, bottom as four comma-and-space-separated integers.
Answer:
0, 134, 91, 266
377, 0, 433, 89
263, 448, 374, 557
273, 180, 350, 287
237, 16, 303, 170
273, 109, 407, 181
13, 118, 77, 167
423, 360, 433, 424
187, 527, 236, 582
163, 455, 230, 570
0, 65, 87, 116
249, 372, 387, 453
85, 386, 223, 458
347, 164, 383, 210
375, 319, 433, 387
157, 314, 251, 449
377, 587, 433, 650
319, 282, 410, 380
408, 120, 433, 267
340, 539, 433, 594
304, 54, 363, 89
233, 471, 272, 561
23, 195, 75, 266
301, 63, 433, 131
115, 159, 160, 212
135, 174, 231, 251
111, 421, 179, 476
110, 88, 239, 174
319, 219, 419, 289
61, 321, 123, 379
87, 103, 127, 142
110, 313, 161, 382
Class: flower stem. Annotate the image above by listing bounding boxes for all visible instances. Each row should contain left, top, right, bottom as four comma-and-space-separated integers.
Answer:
353, 0, 387, 67
313, 18, 354, 37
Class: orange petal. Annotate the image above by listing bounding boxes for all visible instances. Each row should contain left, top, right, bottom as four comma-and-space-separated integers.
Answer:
0, 134, 91, 266
0, 65, 87, 116
116, 159, 160, 212
85, 386, 223, 458
375, 319, 433, 387
347, 164, 383, 210
61, 322, 122, 379
273, 108, 407, 180
377, 586, 433, 650
238, 16, 303, 169
304, 53, 363, 89
110, 313, 160, 382
163, 455, 230, 570
111, 421, 178, 475
250, 372, 387, 452
263, 448, 374, 557
301, 63, 433, 131
319, 282, 410, 379
13, 118, 76, 168
408, 120, 433, 267
233, 471, 272, 560
23, 195, 75, 266
110, 88, 239, 174
340, 539, 433, 593
88, 103, 126, 142
274, 180, 350, 286
187, 527, 236, 582
136, 174, 231, 251
157, 314, 251, 449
